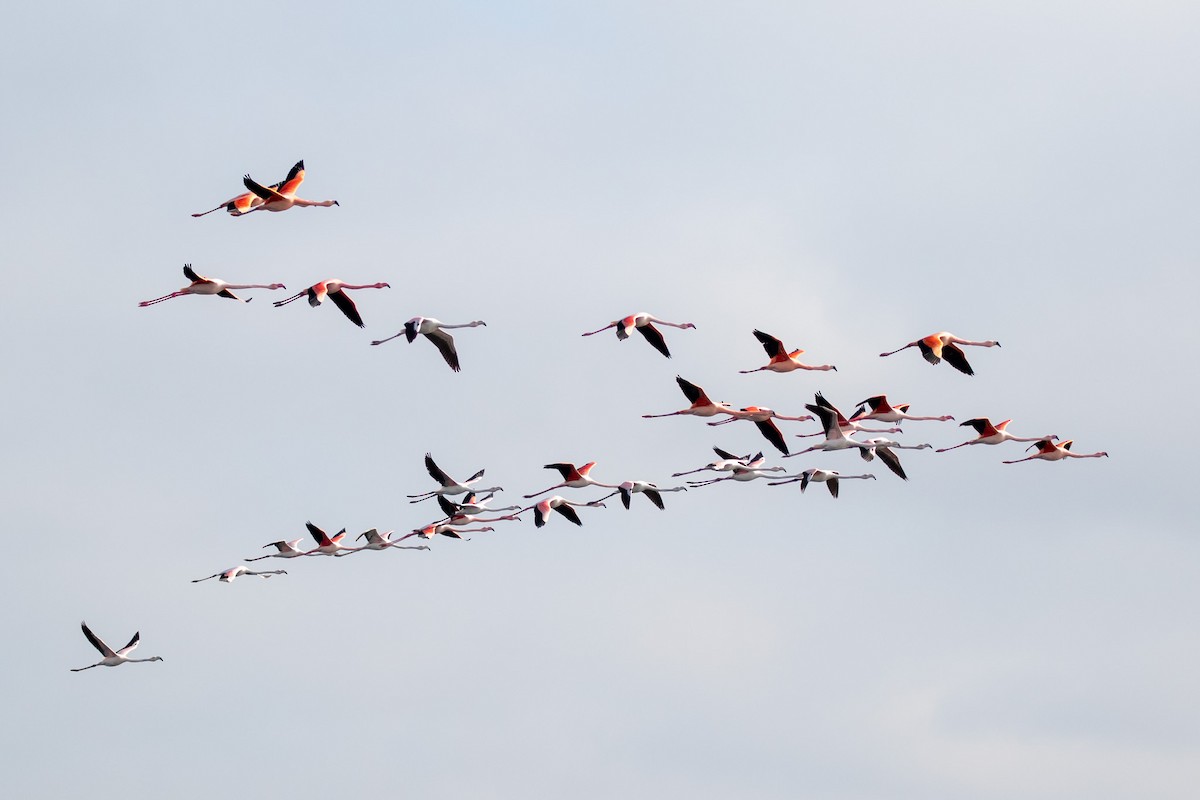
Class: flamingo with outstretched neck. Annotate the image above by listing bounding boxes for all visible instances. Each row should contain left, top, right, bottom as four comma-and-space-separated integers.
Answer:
139, 264, 285, 306
581, 312, 696, 358
879, 332, 1000, 375
371, 317, 487, 372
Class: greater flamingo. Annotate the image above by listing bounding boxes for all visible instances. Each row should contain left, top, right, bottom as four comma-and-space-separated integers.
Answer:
522, 462, 620, 499
245, 539, 307, 562
879, 332, 1000, 376
850, 395, 954, 424
272, 280, 390, 328
707, 406, 815, 455
793, 392, 901, 439
784, 401, 881, 458
451, 492, 523, 516
740, 329, 837, 373
341, 529, 432, 554
595, 480, 688, 509
191, 160, 302, 217
71, 622, 163, 672
581, 313, 696, 358
192, 566, 287, 583
407, 454, 503, 503
768, 468, 876, 498
855, 438, 933, 480
396, 523, 495, 542
642, 376, 735, 419
233, 160, 339, 215
514, 496, 607, 528
1002, 439, 1109, 464
139, 264, 285, 307
671, 447, 761, 478
435, 495, 522, 525
686, 462, 786, 487
937, 418, 1057, 453
370, 317, 487, 372
302, 522, 353, 556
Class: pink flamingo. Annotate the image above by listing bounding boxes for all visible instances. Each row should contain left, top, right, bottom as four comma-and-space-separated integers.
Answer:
643, 376, 735, 419
522, 462, 620, 499
740, 329, 836, 373
192, 566, 287, 583
850, 395, 954, 424
879, 332, 1000, 376
273, 279, 390, 328
139, 264, 285, 306
1003, 439, 1109, 464
514, 496, 607, 528
707, 406, 814, 455
233, 160, 339, 215
937, 418, 1057, 452
191, 160, 303, 217
581, 312, 696, 358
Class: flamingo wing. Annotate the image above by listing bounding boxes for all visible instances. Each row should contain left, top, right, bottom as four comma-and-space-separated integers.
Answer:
874, 447, 908, 480
754, 419, 789, 455
80, 622, 117, 658
242, 175, 287, 202
328, 289, 365, 327
752, 329, 785, 359
182, 263, 205, 283
424, 330, 461, 371
643, 488, 665, 509
553, 504, 583, 526
940, 343, 975, 375
425, 454, 452, 485
675, 376, 708, 405
636, 323, 671, 358
278, 160, 306, 195
544, 463, 578, 480
305, 521, 332, 546
116, 632, 141, 657
960, 418, 993, 435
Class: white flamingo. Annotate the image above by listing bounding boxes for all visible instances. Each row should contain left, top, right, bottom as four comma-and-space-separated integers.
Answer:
515, 496, 607, 528
192, 566, 287, 583
856, 438, 933, 481
340, 529, 431, 554
139, 264, 285, 306
407, 453, 503, 503
784, 401, 881, 458
370, 317, 487, 372
581, 312, 696, 358
671, 447, 760, 478
687, 463, 786, 487
595, 480, 688, 510
768, 468, 876, 498
245, 539, 307, 562
71, 622, 163, 672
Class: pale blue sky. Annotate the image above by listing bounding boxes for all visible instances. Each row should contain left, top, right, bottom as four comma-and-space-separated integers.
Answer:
2, 3, 1197, 798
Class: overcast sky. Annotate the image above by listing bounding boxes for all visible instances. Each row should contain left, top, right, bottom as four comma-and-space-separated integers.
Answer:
3, 2, 1197, 798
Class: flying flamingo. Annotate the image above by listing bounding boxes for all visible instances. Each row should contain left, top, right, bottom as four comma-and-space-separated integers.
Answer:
784, 401, 881, 458
581, 313, 697, 358
595, 480, 688, 510
192, 160, 302, 217
435, 495, 522, 525
855, 438, 933, 480
370, 317, 487, 372
740, 329, 837, 374
672, 447, 762, 478
937, 418, 1057, 453
522, 462, 620, 499
793, 392, 901, 439
233, 160, 339, 215
396, 523, 495, 542
642, 376, 735, 419
879, 332, 1001, 376
245, 539, 307, 562
450, 492, 523, 516
1003, 439, 1109, 464
707, 406, 815, 455
192, 566, 287, 583
71, 622, 163, 672
768, 468, 876, 498
340, 529, 431, 554
407, 453, 503, 503
301, 522, 352, 556
272, 279, 390, 327
514, 496, 607, 528
850, 395, 954, 424
686, 462, 786, 487
138, 264, 286, 307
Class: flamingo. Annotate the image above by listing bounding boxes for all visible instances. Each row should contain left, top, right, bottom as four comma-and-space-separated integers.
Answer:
450, 492, 523, 516
581, 313, 696, 358
514, 496, 607, 528
301, 522, 353, 556
522, 462, 620, 499
192, 160, 302, 217
435, 495, 522, 525
138, 264, 286, 307
768, 468, 876, 498
707, 406, 814, 455
784, 400, 881, 458
687, 462, 786, 487
396, 523, 495, 542
192, 566, 287, 583
855, 438, 933, 480
1003, 439, 1109, 464
937, 418, 1057, 452
233, 160, 339, 215
671, 447, 762, 478
793, 392, 901, 438
642, 376, 735, 419
407, 453, 503, 503
370, 317, 487, 372
879, 332, 1001, 376
340, 529, 432, 554
272, 280, 390, 328
595, 480, 688, 510
245, 539, 307, 562
850, 395, 954, 424
740, 329, 837, 373
71, 622, 163, 672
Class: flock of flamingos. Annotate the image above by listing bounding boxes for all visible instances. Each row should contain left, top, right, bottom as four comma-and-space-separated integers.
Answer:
71, 160, 1108, 672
